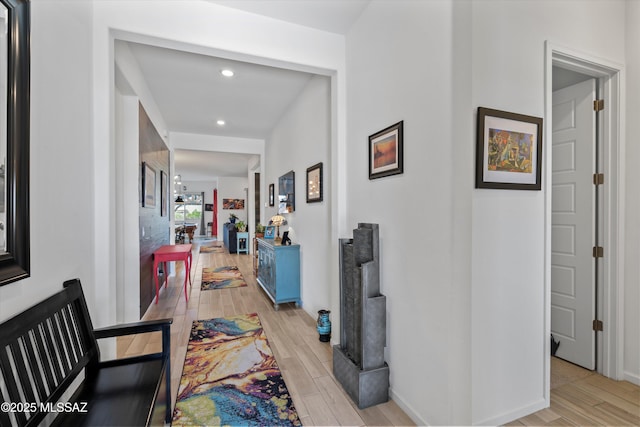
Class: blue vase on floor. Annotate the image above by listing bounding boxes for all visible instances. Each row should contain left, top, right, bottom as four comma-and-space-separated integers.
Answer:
317, 310, 331, 342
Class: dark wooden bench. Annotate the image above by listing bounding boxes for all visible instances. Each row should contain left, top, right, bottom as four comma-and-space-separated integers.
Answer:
0, 279, 172, 426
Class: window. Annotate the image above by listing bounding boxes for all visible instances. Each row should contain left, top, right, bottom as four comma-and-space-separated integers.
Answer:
175, 193, 203, 222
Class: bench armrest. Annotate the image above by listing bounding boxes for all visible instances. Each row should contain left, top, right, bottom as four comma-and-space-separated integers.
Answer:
93, 318, 173, 339
93, 318, 173, 425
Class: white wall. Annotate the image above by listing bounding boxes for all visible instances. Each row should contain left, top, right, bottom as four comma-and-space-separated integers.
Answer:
114, 91, 142, 323
624, 0, 640, 385
114, 40, 170, 324
266, 75, 332, 317
0, 1, 95, 321
346, 2, 463, 424
470, 0, 628, 424
115, 41, 170, 146
347, 0, 634, 425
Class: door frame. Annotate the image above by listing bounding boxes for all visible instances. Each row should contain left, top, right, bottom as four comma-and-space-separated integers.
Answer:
544, 42, 625, 397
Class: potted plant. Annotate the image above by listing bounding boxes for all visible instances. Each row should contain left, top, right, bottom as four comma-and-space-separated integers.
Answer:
236, 220, 247, 232
229, 213, 238, 224
255, 223, 265, 238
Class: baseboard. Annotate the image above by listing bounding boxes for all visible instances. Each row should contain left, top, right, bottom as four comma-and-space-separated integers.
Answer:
624, 370, 640, 386
389, 387, 428, 426
473, 398, 548, 426
388, 389, 549, 426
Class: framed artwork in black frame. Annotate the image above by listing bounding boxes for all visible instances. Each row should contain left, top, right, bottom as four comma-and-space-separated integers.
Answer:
278, 171, 295, 214
269, 183, 275, 207
306, 162, 323, 203
476, 107, 543, 190
369, 121, 403, 179
160, 170, 168, 216
142, 162, 156, 208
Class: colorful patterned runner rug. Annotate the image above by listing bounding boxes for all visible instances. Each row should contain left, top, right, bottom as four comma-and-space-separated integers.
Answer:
172, 313, 301, 426
201, 266, 247, 290
200, 244, 224, 253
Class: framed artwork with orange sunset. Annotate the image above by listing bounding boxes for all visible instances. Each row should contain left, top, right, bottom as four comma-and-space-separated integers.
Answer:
369, 121, 404, 180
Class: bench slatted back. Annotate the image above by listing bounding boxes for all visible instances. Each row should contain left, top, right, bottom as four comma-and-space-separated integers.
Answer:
0, 280, 99, 427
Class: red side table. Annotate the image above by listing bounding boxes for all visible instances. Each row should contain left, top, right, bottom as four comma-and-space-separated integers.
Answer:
153, 244, 193, 303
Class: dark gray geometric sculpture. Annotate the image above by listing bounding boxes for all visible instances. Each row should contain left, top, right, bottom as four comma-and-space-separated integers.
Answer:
333, 223, 389, 409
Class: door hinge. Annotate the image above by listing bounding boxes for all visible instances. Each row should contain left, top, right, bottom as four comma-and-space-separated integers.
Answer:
594, 99, 605, 112
593, 246, 604, 258
593, 173, 604, 185
593, 319, 603, 331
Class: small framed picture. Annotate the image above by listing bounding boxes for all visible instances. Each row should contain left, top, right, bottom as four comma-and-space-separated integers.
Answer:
160, 170, 168, 216
369, 121, 404, 179
476, 107, 543, 190
142, 162, 156, 208
306, 162, 323, 203
269, 183, 275, 207
264, 226, 275, 239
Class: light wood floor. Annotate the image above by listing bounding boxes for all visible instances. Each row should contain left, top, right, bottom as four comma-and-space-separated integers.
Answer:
117, 240, 415, 426
509, 357, 640, 426
118, 240, 639, 426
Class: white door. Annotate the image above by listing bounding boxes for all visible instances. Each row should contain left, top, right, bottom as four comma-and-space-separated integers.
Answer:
551, 78, 597, 370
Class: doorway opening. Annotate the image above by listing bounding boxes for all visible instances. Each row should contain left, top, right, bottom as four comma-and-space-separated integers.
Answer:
545, 42, 625, 392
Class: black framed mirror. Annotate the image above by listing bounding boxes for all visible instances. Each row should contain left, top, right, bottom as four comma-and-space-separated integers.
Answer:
0, 0, 29, 286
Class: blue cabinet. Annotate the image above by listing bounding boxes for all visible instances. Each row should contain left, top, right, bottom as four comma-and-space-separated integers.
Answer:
223, 223, 238, 253
236, 232, 249, 254
256, 238, 301, 310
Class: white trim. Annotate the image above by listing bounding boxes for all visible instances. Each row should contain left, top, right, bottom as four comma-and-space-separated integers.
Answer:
544, 42, 626, 384
389, 387, 428, 426
543, 42, 553, 407
473, 398, 547, 427
624, 370, 640, 386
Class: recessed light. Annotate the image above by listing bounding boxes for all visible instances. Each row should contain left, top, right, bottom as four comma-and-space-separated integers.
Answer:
217, 120, 226, 126
221, 69, 234, 77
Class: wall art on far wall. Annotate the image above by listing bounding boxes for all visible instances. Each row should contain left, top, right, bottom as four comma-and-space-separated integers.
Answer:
476, 107, 543, 190
306, 162, 323, 203
142, 162, 156, 208
160, 170, 168, 216
269, 183, 275, 207
223, 198, 245, 209
369, 121, 403, 180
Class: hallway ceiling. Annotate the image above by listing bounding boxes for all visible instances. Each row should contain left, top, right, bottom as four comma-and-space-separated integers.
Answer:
127, 42, 313, 182
128, 43, 315, 139
126, 1, 370, 182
